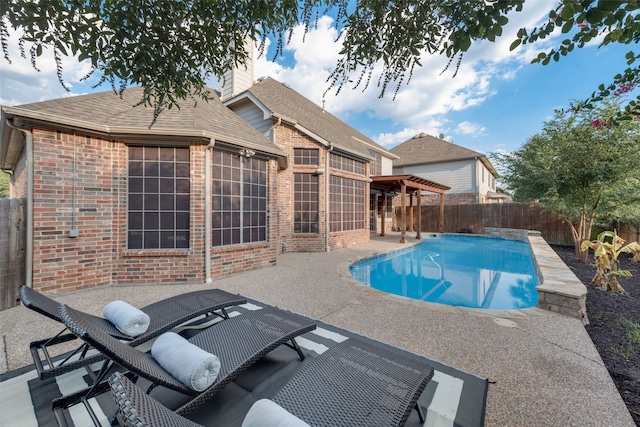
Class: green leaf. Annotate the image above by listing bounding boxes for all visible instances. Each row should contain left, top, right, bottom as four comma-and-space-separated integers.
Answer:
597, 0, 622, 12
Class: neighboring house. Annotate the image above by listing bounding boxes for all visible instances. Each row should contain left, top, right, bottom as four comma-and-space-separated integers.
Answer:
391, 133, 505, 204
223, 73, 399, 251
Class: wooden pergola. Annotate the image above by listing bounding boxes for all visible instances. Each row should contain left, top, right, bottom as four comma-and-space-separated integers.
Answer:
370, 175, 450, 243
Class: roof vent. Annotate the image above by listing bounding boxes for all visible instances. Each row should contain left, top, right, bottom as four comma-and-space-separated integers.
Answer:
438, 133, 445, 139
282, 82, 291, 88
412, 132, 428, 139
257, 76, 266, 82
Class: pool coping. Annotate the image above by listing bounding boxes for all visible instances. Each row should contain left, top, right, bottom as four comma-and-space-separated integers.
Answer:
338, 229, 587, 321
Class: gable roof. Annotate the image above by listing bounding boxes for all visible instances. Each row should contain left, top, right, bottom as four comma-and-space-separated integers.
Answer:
391, 133, 498, 177
1, 87, 286, 170
225, 77, 397, 161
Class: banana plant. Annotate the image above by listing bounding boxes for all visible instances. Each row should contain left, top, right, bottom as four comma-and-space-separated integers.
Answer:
581, 230, 640, 293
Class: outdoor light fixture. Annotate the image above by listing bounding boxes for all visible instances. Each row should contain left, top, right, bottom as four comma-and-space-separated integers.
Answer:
238, 148, 255, 158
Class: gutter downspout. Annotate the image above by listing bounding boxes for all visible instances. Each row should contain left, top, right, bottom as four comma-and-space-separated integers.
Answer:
325, 144, 334, 252
6, 119, 33, 288
204, 139, 215, 284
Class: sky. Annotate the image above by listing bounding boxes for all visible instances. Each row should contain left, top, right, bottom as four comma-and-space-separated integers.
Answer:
0, 1, 634, 157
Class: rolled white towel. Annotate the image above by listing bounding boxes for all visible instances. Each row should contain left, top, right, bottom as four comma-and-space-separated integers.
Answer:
242, 399, 310, 427
151, 332, 221, 392
103, 300, 150, 337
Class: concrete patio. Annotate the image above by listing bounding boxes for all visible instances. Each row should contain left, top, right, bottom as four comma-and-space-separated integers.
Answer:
0, 233, 634, 426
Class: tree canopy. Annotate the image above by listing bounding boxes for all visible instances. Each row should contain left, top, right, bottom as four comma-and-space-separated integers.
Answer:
491, 100, 640, 261
512, 0, 640, 120
1, 1, 638, 117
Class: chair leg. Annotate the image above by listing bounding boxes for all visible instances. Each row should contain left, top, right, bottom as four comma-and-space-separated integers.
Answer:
283, 338, 306, 361
416, 402, 425, 423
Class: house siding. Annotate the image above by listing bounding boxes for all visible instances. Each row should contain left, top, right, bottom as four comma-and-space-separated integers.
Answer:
25, 127, 278, 294
231, 100, 272, 137
398, 160, 475, 193
381, 156, 394, 175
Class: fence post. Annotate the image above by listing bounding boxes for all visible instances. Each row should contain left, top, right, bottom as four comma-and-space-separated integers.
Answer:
0, 198, 26, 310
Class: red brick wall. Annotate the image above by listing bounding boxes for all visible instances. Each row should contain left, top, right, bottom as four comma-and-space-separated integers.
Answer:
27, 128, 278, 295
31, 129, 114, 293
274, 123, 370, 252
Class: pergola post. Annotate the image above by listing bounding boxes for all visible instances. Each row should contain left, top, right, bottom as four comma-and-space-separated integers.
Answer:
439, 193, 445, 233
380, 192, 386, 237
416, 190, 422, 239
408, 193, 414, 232
400, 182, 406, 243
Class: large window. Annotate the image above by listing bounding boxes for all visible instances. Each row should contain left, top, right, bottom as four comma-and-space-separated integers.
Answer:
127, 146, 190, 249
294, 174, 319, 233
330, 153, 365, 175
212, 151, 267, 246
330, 176, 366, 232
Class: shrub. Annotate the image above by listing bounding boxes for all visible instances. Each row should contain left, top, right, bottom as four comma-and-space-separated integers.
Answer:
581, 230, 640, 293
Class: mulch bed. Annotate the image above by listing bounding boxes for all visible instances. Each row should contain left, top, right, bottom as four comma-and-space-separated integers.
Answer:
551, 245, 640, 426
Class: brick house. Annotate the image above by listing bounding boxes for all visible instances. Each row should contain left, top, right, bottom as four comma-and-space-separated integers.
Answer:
391, 133, 505, 204
0, 75, 401, 294
222, 76, 397, 251
1, 88, 291, 294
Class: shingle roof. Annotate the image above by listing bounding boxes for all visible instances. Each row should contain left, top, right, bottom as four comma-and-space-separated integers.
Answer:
391, 133, 484, 165
3, 87, 284, 156
391, 133, 498, 177
238, 77, 395, 160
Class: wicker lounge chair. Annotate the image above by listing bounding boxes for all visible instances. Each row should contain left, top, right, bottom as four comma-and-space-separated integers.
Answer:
53, 303, 316, 427
108, 338, 434, 427
20, 285, 247, 380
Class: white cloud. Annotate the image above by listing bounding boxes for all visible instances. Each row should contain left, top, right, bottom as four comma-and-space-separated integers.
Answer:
0, 29, 94, 105
455, 121, 486, 136
250, 2, 555, 149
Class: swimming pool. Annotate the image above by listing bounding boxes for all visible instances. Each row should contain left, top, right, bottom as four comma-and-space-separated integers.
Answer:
350, 235, 539, 310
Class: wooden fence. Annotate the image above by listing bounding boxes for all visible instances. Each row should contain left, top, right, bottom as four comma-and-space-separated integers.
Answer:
397, 203, 639, 246
0, 198, 26, 310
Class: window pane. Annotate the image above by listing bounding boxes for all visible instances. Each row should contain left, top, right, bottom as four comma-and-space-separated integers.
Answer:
129, 162, 143, 176
129, 146, 144, 160
145, 163, 159, 177
160, 147, 174, 161
129, 194, 143, 210
144, 194, 158, 210
144, 178, 159, 193
129, 212, 143, 230
128, 231, 142, 249
160, 162, 174, 177
144, 231, 159, 248
160, 212, 174, 229
176, 195, 189, 210
175, 231, 189, 248
144, 147, 158, 161
176, 212, 189, 229
175, 148, 189, 162
129, 178, 143, 192
160, 231, 174, 247
176, 179, 189, 193
176, 163, 189, 178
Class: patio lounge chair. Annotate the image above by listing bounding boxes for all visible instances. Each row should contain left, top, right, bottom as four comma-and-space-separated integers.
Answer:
108, 338, 435, 427
52, 303, 317, 427
19, 285, 247, 380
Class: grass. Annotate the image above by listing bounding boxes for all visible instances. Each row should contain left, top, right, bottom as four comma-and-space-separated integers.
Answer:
613, 315, 640, 360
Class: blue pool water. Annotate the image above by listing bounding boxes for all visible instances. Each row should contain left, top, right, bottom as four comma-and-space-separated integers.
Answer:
350, 235, 539, 310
